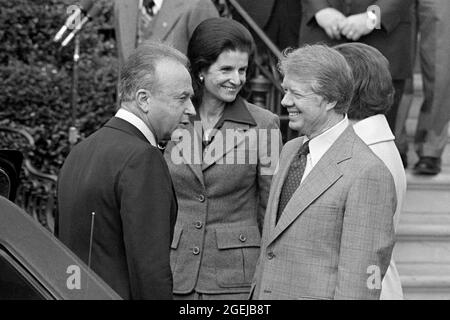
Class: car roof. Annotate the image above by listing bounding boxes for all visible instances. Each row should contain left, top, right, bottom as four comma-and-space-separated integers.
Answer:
0, 196, 122, 300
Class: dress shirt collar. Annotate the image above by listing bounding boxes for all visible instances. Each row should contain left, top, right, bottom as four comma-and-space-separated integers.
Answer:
352, 114, 395, 146
190, 96, 257, 128
115, 108, 157, 147
306, 115, 349, 167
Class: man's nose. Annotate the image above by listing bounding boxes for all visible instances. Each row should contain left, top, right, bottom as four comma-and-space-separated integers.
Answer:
185, 99, 196, 116
281, 93, 292, 108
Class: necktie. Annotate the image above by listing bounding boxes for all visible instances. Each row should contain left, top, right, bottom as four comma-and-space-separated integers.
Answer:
143, 0, 156, 17
276, 141, 310, 223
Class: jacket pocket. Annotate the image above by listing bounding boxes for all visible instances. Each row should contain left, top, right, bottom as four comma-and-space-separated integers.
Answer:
170, 225, 183, 249
170, 225, 183, 273
215, 226, 261, 288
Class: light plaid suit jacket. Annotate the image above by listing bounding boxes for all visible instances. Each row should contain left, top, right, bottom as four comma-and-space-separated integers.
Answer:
251, 125, 396, 300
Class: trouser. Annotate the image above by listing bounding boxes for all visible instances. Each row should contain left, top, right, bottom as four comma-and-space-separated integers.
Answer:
396, 0, 450, 158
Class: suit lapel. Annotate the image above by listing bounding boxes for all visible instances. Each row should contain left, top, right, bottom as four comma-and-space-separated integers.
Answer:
152, 0, 185, 41
201, 121, 251, 172
268, 127, 356, 245
170, 121, 205, 186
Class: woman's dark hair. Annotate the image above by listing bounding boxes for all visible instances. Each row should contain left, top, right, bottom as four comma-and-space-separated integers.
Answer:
334, 42, 395, 120
187, 17, 255, 107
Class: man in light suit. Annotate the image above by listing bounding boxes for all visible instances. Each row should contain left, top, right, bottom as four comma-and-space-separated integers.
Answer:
251, 44, 397, 300
58, 42, 196, 299
114, 0, 219, 66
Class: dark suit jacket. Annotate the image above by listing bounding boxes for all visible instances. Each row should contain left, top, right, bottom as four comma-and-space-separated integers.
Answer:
236, 0, 302, 50
114, 0, 219, 65
58, 117, 177, 299
300, 0, 414, 79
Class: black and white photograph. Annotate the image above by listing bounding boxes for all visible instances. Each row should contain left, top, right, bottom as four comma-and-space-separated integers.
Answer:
1, 0, 449, 309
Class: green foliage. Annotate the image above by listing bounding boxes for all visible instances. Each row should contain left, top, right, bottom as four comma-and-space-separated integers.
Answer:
0, 0, 118, 174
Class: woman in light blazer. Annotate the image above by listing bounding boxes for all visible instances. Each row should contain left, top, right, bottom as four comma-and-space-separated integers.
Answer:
164, 18, 282, 300
335, 42, 407, 299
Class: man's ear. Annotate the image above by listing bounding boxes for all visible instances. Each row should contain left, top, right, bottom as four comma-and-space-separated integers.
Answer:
136, 89, 151, 113
324, 100, 337, 111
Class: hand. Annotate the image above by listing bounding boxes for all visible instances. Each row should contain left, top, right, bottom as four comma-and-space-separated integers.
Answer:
315, 8, 346, 40
338, 13, 374, 41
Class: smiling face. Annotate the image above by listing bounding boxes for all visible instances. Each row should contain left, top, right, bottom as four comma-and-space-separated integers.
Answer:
201, 50, 249, 105
281, 73, 337, 138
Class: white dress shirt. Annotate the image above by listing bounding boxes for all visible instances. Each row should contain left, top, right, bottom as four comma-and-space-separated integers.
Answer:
301, 115, 349, 183
115, 108, 157, 147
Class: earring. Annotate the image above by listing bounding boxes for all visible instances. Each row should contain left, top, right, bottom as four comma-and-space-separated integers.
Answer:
199, 75, 204, 83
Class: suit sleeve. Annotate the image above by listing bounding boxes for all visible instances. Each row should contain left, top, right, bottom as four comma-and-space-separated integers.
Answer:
117, 147, 174, 300
373, 0, 413, 33
257, 113, 283, 232
334, 164, 396, 299
186, 0, 220, 39
302, 0, 336, 25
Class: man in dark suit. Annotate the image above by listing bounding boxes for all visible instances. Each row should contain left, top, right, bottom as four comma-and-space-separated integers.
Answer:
57, 42, 195, 299
299, 0, 414, 152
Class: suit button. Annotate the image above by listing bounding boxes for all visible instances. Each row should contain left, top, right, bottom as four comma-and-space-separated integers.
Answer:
198, 195, 205, 202
267, 251, 275, 259
239, 234, 247, 242
192, 246, 200, 255
194, 221, 203, 229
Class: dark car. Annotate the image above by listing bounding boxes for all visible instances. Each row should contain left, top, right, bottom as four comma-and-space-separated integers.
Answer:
0, 196, 121, 300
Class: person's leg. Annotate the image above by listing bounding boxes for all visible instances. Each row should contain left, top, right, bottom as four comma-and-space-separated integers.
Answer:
413, 0, 450, 174
387, 79, 407, 166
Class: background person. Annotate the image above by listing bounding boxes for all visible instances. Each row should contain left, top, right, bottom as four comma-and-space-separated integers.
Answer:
114, 0, 219, 66
58, 42, 196, 299
395, 0, 450, 174
164, 17, 282, 300
251, 44, 396, 300
335, 42, 406, 299
299, 0, 414, 162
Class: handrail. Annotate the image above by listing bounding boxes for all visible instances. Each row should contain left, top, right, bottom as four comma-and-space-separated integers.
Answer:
227, 0, 282, 60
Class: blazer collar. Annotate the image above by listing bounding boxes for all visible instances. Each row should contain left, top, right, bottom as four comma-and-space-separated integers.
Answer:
352, 114, 395, 146
268, 126, 357, 245
199, 97, 257, 171
104, 117, 150, 145
168, 98, 258, 185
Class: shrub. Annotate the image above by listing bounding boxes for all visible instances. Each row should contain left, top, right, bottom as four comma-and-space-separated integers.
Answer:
0, 0, 118, 174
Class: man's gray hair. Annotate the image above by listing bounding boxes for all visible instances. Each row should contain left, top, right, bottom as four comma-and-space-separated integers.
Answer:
118, 41, 189, 104
278, 44, 354, 114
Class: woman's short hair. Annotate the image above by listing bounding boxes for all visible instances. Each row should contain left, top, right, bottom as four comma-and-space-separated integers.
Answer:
119, 41, 188, 104
334, 42, 395, 120
187, 17, 255, 106
278, 44, 354, 114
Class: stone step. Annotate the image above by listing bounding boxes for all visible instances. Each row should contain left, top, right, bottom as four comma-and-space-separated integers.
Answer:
397, 263, 450, 300
403, 165, 450, 214
393, 212, 450, 299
